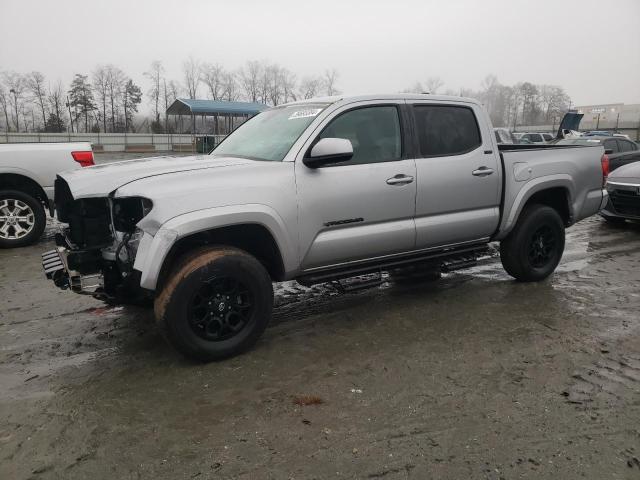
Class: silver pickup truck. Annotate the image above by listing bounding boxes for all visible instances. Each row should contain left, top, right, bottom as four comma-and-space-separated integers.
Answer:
0, 142, 94, 247
42, 95, 608, 360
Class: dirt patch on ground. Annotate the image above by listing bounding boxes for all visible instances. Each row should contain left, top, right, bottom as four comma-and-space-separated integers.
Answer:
1, 216, 640, 479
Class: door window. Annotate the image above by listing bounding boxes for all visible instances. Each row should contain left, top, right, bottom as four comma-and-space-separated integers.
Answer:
413, 105, 481, 156
603, 139, 619, 153
317, 106, 402, 165
619, 140, 636, 152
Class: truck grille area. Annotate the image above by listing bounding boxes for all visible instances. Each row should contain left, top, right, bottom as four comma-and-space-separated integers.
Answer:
54, 176, 113, 248
609, 189, 640, 218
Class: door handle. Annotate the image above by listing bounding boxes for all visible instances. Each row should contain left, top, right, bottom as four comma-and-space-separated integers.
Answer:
472, 167, 494, 177
386, 174, 414, 185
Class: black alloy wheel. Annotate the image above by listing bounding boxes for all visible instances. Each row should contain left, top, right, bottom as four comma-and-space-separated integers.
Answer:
188, 276, 254, 341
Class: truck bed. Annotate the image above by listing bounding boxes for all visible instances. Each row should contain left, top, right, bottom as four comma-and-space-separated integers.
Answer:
496, 143, 606, 239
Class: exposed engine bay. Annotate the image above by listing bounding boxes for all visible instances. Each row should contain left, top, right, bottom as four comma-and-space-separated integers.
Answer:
43, 176, 153, 303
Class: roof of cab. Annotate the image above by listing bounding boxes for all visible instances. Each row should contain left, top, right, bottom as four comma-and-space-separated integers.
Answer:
281, 93, 481, 107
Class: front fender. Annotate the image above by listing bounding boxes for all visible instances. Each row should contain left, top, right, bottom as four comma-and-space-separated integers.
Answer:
495, 175, 574, 240
133, 204, 296, 291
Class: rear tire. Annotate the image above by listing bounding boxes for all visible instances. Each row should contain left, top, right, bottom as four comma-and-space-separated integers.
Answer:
0, 190, 46, 248
500, 204, 565, 282
154, 247, 273, 361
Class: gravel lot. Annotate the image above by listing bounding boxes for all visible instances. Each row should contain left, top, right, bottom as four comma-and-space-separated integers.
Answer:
1, 153, 639, 479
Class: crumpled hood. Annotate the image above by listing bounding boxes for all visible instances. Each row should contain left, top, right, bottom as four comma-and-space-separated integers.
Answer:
608, 161, 640, 184
59, 154, 253, 198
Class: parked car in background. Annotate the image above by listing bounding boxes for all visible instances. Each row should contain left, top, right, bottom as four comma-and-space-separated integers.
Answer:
583, 131, 612, 137
519, 132, 554, 144
554, 136, 640, 172
0, 143, 94, 248
601, 162, 640, 224
43, 94, 609, 361
613, 133, 632, 141
493, 128, 518, 144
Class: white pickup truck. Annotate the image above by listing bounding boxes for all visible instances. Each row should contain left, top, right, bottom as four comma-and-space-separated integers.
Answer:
42, 95, 608, 361
0, 142, 94, 247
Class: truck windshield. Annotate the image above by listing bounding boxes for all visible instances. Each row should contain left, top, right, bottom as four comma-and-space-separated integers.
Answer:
211, 104, 329, 161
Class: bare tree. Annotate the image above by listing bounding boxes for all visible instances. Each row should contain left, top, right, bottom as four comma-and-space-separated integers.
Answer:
201, 63, 226, 100
26, 72, 48, 130
401, 82, 424, 94
92, 65, 110, 132
46, 81, 66, 132
280, 68, 297, 103
3, 71, 25, 132
222, 71, 238, 101
238, 61, 262, 102
106, 67, 125, 132
0, 83, 12, 132
426, 76, 444, 94
162, 79, 180, 132
182, 57, 201, 99
267, 64, 283, 106
299, 76, 322, 99
144, 60, 164, 124
323, 69, 340, 96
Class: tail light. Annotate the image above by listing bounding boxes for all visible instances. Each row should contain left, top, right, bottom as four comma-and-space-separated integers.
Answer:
71, 150, 94, 167
601, 153, 610, 187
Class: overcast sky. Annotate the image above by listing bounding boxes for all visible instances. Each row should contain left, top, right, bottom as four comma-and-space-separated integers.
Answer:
1, 0, 639, 108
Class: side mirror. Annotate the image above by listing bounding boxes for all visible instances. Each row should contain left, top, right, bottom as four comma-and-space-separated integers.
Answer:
303, 138, 353, 168
604, 149, 613, 155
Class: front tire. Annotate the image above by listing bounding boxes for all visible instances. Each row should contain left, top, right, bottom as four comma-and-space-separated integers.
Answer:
0, 190, 46, 248
154, 247, 273, 361
500, 204, 565, 282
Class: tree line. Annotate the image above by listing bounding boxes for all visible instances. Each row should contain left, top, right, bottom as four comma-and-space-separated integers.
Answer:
0, 59, 573, 134
404, 75, 572, 128
0, 59, 341, 135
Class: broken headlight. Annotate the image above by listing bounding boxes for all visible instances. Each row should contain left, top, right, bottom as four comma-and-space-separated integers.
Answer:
111, 197, 153, 233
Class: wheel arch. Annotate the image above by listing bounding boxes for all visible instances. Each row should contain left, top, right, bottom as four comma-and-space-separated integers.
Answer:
156, 223, 286, 289
137, 204, 296, 291
0, 172, 51, 214
496, 177, 573, 240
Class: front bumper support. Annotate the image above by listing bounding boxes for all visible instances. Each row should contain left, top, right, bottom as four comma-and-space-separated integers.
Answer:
42, 248, 104, 294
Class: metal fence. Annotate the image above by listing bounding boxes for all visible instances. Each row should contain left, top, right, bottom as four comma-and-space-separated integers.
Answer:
0, 132, 228, 153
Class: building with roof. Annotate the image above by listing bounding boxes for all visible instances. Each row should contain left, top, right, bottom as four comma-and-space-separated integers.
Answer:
166, 98, 268, 151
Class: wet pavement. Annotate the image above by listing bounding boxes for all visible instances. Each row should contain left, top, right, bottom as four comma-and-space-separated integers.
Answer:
1, 213, 640, 479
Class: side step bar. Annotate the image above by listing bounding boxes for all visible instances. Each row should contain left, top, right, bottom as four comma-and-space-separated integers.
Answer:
298, 244, 489, 287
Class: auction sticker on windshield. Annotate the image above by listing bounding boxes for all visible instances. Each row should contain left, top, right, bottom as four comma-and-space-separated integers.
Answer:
289, 108, 323, 120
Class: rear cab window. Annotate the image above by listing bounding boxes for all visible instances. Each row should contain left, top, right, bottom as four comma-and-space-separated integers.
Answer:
412, 105, 482, 157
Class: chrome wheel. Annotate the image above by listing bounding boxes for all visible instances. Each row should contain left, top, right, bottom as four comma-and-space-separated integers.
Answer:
0, 199, 35, 240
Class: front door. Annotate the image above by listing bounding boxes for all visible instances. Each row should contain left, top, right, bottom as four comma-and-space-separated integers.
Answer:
296, 103, 417, 270
410, 102, 501, 249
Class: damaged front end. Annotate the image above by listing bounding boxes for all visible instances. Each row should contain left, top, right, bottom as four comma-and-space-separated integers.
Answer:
42, 176, 153, 304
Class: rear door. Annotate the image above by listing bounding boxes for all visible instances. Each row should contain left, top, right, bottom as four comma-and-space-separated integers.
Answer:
410, 101, 501, 249
296, 102, 417, 270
